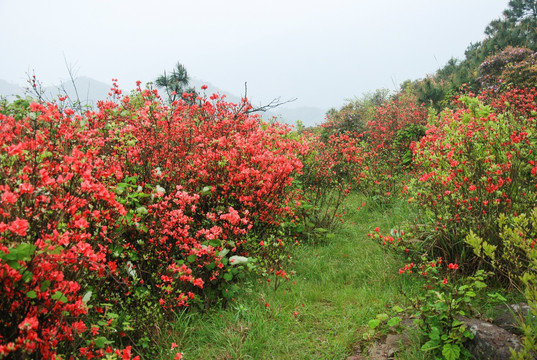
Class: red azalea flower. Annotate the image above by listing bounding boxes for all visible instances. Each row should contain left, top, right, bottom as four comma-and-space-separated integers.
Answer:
8, 218, 29, 236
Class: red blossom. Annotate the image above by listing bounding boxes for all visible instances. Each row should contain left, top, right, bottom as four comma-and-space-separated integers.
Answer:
7, 218, 29, 236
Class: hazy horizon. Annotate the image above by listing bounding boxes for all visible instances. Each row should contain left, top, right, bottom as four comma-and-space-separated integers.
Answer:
1, 0, 509, 110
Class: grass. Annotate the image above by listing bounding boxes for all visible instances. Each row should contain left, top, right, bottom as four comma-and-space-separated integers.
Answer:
158, 193, 425, 360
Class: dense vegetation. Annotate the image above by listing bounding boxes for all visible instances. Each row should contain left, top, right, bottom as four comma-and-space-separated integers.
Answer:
1, 1, 537, 359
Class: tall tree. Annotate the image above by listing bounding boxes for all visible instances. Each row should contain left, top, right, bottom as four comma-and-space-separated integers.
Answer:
155, 62, 197, 103
485, 0, 537, 51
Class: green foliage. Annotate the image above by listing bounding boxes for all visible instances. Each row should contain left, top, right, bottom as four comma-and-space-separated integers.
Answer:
155, 62, 197, 103
408, 95, 537, 270
478, 46, 537, 89
485, 0, 537, 52
400, 1, 537, 110
159, 193, 422, 359
465, 208, 537, 359
393, 122, 426, 167
323, 89, 390, 136
295, 132, 358, 241
400, 266, 492, 359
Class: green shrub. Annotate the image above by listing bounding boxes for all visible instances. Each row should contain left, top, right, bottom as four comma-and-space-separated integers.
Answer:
408, 95, 537, 271
465, 208, 537, 359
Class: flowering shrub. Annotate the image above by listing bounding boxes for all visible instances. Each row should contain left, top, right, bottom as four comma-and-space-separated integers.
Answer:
482, 86, 537, 120
0, 83, 306, 358
90, 85, 305, 303
296, 132, 359, 236
369, 226, 499, 359
355, 93, 428, 200
478, 46, 537, 89
321, 92, 428, 206
466, 208, 537, 358
323, 89, 390, 135
400, 265, 490, 360
0, 98, 131, 357
408, 93, 537, 271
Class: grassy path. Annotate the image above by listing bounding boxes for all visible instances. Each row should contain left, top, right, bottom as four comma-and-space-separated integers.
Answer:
161, 194, 422, 359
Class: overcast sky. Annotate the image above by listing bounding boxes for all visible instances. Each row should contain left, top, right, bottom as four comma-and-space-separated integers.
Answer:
1, 0, 509, 109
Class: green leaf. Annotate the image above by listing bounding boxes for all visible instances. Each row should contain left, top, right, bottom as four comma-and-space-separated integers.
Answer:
209, 239, 221, 248
465, 291, 476, 297
387, 316, 402, 327
474, 281, 487, 289
368, 319, 380, 329
187, 254, 197, 263
223, 273, 233, 281
7, 243, 36, 261
442, 343, 461, 360
7, 260, 20, 270
125, 176, 138, 184
135, 206, 148, 215
429, 327, 441, 340
107, 312, 119, 319
48, 245, 63, 255
22, 270, 33, 283
40, 280, 50, 292
94, 336, 110, 349
51, 291, 68, 303
376, 313, 389, 322
421, 339, 441, 352
115, 183, 128, 194
452, 319, 465, 328
26, 291, 37, 299
488, 292, 507, 302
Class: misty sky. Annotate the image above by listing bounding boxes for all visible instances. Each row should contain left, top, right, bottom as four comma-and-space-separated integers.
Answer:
1, 0, 509, 110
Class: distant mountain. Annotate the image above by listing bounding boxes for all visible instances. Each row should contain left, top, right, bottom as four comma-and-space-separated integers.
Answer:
49, 76, 112, 107
189, 77, 242, 104
0, 76, 326, 127
0, 76, 112, 107
189, 78, 326, 127
0, 79, 25, 99
267, 106, 327, 128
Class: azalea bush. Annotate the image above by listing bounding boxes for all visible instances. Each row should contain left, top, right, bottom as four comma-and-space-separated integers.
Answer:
401, 264, 491, 360
0, 98, 133, 358
296, 132, 359, 238
407, 93, 537, 272
478, 46, 537, 89
321, 92, 427, 204
353, 93, 428, 201
0, 83, 306, 358
465, 208, 537, 359
369, 228, 505, 360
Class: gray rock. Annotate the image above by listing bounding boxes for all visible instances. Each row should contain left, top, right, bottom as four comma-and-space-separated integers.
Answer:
458, 316, 523, 360
493, 303, 533, 335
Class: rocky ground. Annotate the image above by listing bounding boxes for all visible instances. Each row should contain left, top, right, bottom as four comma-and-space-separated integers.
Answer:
349, 303, 535, 360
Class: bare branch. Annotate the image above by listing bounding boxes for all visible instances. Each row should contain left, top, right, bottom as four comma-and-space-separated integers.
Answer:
241, 81, 297, 114
247, 96, 298, 114
25, 71, 48, 103
62, 54, 83, 113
